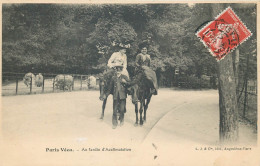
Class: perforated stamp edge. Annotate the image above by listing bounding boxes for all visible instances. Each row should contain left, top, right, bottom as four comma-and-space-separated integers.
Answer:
195, 6, 252, 61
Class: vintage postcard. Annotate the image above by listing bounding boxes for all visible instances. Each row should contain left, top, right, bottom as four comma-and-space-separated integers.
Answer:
1, 1, 259, 166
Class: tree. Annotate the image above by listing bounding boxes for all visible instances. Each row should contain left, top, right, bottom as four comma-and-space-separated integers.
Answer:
2, 3, 256, 84
210, 4, 239, 143
86, 16, 138, 72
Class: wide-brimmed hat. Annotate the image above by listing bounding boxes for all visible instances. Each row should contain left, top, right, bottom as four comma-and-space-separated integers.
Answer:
119, 43, 131, 49
112, 41, 131, 49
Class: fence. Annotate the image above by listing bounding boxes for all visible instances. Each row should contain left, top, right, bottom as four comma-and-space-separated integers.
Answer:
237, 80, 257, 130
2, 72, 99, 96
158, 71, 257, 129
158, 74, 217, 89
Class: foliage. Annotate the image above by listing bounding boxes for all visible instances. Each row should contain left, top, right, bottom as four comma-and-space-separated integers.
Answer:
2, 4, 257, 86
178, 75, 211, 89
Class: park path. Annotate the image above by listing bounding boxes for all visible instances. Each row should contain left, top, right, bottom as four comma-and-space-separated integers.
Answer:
1, 89, 257, 166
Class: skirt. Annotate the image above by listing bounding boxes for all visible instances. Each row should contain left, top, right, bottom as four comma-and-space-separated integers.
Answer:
142, 66, 158, 90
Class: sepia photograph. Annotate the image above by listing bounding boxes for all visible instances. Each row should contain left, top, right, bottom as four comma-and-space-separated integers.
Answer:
1, 2, 259, 166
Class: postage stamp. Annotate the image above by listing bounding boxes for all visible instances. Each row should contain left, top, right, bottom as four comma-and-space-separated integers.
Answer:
196, 7, 252, 61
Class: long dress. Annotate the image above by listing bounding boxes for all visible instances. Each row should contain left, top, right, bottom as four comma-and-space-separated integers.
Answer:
135, 53, 158, 94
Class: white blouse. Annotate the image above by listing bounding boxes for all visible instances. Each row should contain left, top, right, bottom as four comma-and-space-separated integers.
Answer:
107, 52, 127, 69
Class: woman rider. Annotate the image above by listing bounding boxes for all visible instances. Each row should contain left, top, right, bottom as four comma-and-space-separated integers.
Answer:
135, 42, 158, 95
100, 44, 130, 101
107, 45, 129, 78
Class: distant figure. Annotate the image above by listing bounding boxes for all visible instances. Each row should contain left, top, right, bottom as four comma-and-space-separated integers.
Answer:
35, 73, 44, 87
54, 74, 73, 91
87, 76, 97, 89
23, 72, 35, 87
210, 75, 217, 89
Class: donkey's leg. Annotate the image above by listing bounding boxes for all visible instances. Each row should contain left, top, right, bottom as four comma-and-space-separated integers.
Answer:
139, 101, 144, 125
143, 97, 151, 122
100, 97, 107, 119
134, 103, 139, 126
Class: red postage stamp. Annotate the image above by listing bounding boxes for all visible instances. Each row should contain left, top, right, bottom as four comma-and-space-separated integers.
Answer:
196, 7, 252, 61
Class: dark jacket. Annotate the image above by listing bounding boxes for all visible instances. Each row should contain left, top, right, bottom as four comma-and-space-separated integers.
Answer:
135, 53, 151, 67
135, 53, 158, 93
106, 74, 130, 100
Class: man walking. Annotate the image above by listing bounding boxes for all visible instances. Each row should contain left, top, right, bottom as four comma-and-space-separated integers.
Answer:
104, 61, 130, 129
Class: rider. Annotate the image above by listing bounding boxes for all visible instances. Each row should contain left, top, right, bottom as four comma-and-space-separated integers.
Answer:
107, 45, 129, 78
104, 61, 130, 129
135, 42, 158, 95
99, 44, 130, 101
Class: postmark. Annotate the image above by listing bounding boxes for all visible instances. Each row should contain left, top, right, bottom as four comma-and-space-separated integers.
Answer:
196, 7, 252, 61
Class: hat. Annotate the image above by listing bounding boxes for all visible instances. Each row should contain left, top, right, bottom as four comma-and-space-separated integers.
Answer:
138, 41, 149, 49
112, 41, 131, 49
119, 43, 131, 49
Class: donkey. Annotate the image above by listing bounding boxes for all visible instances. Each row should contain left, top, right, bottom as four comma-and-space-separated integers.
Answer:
131, 70, 153, 126
98, 69, 115, 119
99, 68, 128, 120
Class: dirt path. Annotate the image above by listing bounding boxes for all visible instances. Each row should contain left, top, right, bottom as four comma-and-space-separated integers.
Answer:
1, 89, 257, 166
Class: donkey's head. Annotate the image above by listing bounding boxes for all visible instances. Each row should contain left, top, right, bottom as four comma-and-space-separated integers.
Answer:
98, 76, 106, 100
130, 84, 139, 104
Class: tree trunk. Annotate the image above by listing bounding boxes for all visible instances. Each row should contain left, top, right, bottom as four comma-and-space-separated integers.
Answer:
218, 55, 239, 143
233, 48, 240, 88
212, 4, 239, 144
